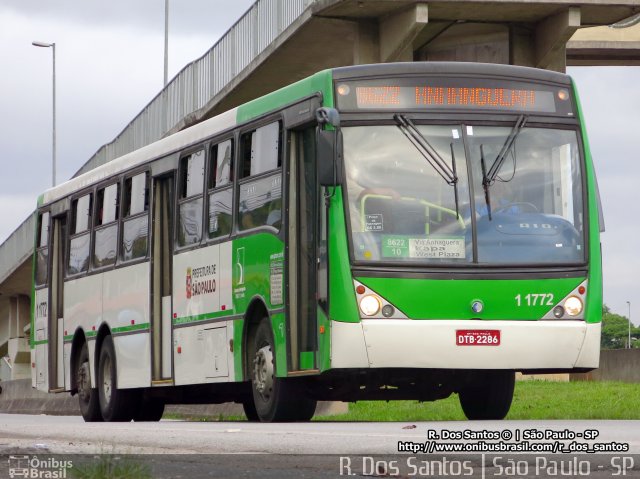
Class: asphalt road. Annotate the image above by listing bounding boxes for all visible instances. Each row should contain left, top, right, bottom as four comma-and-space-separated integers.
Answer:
0, 415, 638, 478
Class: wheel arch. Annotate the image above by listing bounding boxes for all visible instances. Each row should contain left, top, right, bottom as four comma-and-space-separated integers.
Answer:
242, 295, 271, 381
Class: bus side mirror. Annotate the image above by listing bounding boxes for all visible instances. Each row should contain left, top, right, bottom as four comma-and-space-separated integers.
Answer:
317, 129, 340, 186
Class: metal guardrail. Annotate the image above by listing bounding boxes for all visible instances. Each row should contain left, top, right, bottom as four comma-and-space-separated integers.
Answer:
75, 0, 315, 177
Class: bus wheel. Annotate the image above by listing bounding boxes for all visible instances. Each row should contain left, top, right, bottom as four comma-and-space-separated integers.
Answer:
98, 335, 134, 422
133, 398, 165, 422
459, 370, 515, 420
249, 319, 316, 422
242, 399, 259, 421
77, 342, 102, 422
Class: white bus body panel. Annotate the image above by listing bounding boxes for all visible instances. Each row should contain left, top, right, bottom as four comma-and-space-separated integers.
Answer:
103, 263, 151, 388
331, 320, 601, 370
173, 321, 234, 385
172, 242, 234, 385
65, 273, 102, 388
114, 333, 151, 388
64, 263, 151, 389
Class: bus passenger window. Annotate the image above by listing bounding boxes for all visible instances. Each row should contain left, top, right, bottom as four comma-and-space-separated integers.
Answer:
121, 173, 149, 262
35, 211, 49, 285
178, 149, 205, 247
93, 183, 119, 268
208, 140, 233, 239
68, 193, 92, 275
238, 122, 282, 231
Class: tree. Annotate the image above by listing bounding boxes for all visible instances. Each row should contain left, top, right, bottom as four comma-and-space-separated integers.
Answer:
601, 304, 640, 349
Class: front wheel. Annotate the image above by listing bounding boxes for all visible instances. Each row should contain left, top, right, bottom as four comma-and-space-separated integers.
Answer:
98, 335, 135, 422
249, 319, 316, 422
459, 370, 515, 420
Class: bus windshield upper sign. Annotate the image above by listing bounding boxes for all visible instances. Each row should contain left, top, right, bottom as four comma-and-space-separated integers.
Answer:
335, 77, 573, 115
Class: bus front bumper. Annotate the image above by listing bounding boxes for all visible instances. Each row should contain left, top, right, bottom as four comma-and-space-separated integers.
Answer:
330, 319, 600, 370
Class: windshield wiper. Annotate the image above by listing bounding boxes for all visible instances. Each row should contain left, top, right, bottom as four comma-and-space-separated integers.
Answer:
481, 114, 527, 221
394, 114, 459, 218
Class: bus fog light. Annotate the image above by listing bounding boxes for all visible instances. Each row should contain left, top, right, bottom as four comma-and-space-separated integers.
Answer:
553, 306, 565, 318
564, 296, 583, 316
381, 304, 395, 318
360, 295, 381, 316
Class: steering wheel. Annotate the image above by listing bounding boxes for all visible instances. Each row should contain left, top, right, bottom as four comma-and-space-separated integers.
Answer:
493, 202, 539, 214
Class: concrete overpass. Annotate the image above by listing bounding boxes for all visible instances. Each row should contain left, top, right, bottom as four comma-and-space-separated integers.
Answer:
1, 0, 639, 381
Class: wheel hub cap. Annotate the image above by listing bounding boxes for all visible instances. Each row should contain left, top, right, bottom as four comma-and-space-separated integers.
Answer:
253, 345, 274, 401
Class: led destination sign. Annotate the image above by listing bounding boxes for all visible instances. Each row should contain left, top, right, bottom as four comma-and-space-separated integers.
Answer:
336, 78, 572, 115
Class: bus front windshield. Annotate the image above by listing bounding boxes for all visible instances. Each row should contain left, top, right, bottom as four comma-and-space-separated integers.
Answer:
343, 123, 585, 266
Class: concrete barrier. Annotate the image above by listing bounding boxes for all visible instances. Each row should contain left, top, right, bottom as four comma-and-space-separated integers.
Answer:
571, 349, 640, 383
0, 379, 347, 418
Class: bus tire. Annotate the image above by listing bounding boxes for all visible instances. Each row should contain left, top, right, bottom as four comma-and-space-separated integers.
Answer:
249, 319, 316, 422
242, 399, 259, 421
77, 342, 102, 422
98, 335, 134, 422
459, 370, 515, 420
133, 398, 165, 422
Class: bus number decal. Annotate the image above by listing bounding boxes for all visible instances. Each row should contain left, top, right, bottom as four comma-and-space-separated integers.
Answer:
515, 293, 554, 307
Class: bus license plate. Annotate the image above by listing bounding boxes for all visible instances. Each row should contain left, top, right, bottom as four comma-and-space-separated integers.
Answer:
456, 330, 500, 346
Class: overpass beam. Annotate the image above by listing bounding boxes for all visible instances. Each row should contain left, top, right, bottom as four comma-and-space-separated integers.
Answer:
354, 20, 380, 64
535, 7, 582, 72
379, 4, 429, 62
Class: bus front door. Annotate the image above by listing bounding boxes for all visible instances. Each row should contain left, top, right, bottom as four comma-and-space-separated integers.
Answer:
287, 127, 325, 373
151, 175, 174, 381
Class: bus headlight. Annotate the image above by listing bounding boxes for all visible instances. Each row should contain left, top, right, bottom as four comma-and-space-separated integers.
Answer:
564, 296, 583, 316
359, 295, 381, 316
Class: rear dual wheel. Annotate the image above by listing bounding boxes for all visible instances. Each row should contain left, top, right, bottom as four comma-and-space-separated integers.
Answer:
77, 342, 102, 422
98, 335, 136, 422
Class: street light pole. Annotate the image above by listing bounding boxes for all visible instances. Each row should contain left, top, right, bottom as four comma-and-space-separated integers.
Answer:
627, 301, 632, 349
32, 41, 56, 187
164, 0, 169, 86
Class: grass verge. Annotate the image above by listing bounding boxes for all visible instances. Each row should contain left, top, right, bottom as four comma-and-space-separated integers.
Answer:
315, 381, 640, 421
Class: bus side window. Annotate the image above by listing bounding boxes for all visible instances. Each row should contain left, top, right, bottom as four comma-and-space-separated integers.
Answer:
121, 172, 149, 262
68, 193, 92, 276
208, 139, 233, 240
238, 121, 282, 231
35, 211, 50, 286
177, 149, 205, 247
93, 183, 119, 269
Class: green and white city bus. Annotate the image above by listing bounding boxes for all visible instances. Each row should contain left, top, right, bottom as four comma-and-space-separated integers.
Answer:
31, 62, 602, 422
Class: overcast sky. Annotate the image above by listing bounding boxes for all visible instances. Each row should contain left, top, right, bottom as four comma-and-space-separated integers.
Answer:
0, 1, 638, 321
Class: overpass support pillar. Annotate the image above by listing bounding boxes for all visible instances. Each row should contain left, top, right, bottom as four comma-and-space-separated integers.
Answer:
1, 295, 31, 381
535, 7, 582, 72
379, 4, 429, 62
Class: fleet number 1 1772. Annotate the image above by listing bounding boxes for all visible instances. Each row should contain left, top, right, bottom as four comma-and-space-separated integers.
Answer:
515, 293, 554, 306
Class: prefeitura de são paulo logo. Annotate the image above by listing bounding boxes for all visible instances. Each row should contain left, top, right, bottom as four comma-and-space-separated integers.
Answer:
186, 267, 192, 299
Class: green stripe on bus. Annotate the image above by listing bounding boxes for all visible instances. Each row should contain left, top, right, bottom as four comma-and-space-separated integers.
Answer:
112, 323, 150, 334
33, 339, 48, 346
86, 330, 97, 338
173, 311, 231, 326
